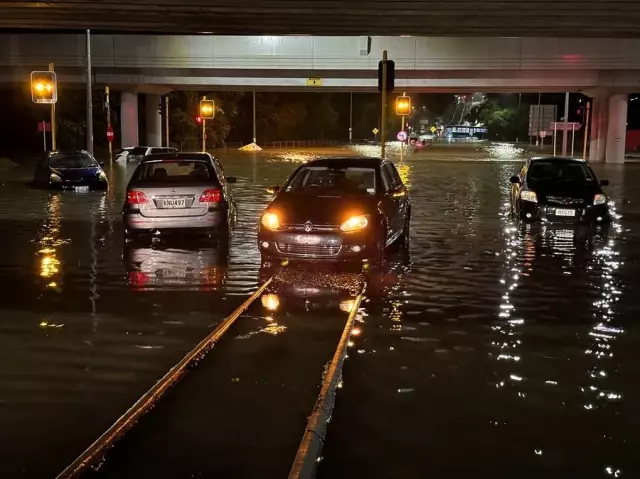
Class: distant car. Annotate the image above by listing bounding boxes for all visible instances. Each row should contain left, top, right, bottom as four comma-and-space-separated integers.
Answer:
119, 146, 178, 163
257, 157, 410, 263
510, 156, 610, 223
123, 152, 237, 242
33, 150, 108, 191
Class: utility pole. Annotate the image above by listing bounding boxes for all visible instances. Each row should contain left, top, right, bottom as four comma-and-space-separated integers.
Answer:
583, 101, 591, 160
48, 63, 57, 150
252, 91, 257, 144
349, 92, 353, 144
562, 92, 569, 156
86, 29, 94, 155
380, 50, 388, 158
165, 95, 170, 147
105, 86, 112, 163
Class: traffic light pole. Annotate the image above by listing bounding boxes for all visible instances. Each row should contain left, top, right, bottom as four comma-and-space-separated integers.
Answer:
380, 50, 388, 159
400, 114, 405, 163
105, 86, 112, 164
86, 29, 94, 155
165, 95, 170, 148
48, 63, 56, 151
202, 95, 207, 151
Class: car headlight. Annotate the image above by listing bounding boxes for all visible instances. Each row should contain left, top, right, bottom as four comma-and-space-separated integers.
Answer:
97, 170, 107, 181
49, 173, 62, 182
340, 215, 369, 232
261, 211, 281, 231
593, 194, 607, 205
520, 190, 538, 203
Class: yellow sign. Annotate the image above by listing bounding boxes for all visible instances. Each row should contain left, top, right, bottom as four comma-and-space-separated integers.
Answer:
306, 77, 323, 86
430, 126, 437, 134
372, 128, 379, 135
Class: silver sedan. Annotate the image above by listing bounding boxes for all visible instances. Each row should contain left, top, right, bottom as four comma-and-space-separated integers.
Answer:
123, 152, 236, 241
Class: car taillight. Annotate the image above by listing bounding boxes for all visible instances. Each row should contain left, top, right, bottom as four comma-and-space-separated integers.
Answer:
127, 191, 148, 204
199, 188, 222, 203
128, 271, 149, 287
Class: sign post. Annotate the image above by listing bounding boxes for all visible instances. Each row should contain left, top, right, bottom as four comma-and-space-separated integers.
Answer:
539, 130, 547, 147
582, 101, 591, 160
372, 127, 379, 141
105, 86, 113, 164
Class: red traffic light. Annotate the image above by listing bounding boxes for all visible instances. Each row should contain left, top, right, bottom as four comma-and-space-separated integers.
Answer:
195, 115, 203, 125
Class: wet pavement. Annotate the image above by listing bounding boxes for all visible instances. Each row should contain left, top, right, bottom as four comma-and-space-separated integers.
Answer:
0, 144, 639, 478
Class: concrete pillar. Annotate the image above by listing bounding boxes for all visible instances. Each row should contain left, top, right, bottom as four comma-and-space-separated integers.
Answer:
145, 93, 162, 147
120, 92, 139, 147
605, 94, 628, 164
589, 93, 609, 163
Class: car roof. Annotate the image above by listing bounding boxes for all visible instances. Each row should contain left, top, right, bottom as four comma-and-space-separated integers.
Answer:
140, 152, 213, 163
530, 156, 586, 163
302, 157, 384, 168
48, 149, 92, 156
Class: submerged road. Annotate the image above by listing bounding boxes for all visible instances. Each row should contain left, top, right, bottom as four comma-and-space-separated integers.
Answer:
0, 145, 639, 478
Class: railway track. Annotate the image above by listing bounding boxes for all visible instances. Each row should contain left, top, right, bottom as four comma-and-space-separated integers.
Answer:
56, 273, 365, 479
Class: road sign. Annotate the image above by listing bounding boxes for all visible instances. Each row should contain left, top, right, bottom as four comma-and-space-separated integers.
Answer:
539, 130, 547, 138
550, 122, 582, 131
306, 77, 322, 86
529, 105, 557, 136
106, 124, 114, 143
372, 128, 379, 135
430, 126, 437, 134
397, 131, 408, 141
37, 121, 51, 133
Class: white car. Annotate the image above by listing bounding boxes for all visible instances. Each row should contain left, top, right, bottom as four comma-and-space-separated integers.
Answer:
117, 146, 178, 163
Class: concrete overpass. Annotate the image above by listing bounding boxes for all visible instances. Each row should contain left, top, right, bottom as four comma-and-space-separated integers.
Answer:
1, 0, 640, 38
1, 33, 636, 162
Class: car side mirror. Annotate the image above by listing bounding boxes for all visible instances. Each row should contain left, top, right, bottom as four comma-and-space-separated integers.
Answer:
600, 179, 609, 186
267, 186, 280, 194
99, 162, 105, 167
227, 176, 237, 184
510, 175, 521, 184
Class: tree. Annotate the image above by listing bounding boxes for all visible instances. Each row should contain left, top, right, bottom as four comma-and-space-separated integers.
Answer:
468, 100, 528, 141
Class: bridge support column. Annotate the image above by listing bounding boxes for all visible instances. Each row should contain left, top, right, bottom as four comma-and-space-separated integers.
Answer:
605, 94, 628, 164
145, 94, 162, 147
588, 92, 609, 163
120, 92, 139, 148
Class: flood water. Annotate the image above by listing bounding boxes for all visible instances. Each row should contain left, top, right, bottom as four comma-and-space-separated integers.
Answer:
0, 144, 639, 478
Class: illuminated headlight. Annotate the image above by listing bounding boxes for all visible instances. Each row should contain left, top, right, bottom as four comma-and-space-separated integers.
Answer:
49, 173, 62, 183
520, 190, 538, 203
593, 194, 607, 205
97, 170, 107, 181
340, 215, 369, 232
261, 211, 281, 231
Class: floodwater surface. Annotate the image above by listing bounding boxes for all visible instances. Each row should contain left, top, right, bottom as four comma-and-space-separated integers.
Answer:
0, 144, 638, 477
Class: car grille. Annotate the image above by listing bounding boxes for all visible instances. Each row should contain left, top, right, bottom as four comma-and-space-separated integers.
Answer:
546, 196, 584, 206
276, 243, 341, 257
284, 224, 340, 233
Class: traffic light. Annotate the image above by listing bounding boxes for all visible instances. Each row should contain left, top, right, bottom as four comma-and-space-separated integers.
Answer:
195, 115, 203, 125
396, 95, 411, 116
200, 99, 215, 119
30, 71, 57, 104
377, 60, 395, 93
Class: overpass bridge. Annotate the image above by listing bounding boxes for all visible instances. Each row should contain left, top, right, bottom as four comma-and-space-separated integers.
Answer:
1, 33, 636, 162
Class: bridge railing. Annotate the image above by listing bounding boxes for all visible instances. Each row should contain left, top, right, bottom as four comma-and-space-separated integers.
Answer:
177, 139, 349, 151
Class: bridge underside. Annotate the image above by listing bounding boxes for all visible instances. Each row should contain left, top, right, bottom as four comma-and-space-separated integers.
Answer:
1, 68, 638, 94
1, 1, 640, 38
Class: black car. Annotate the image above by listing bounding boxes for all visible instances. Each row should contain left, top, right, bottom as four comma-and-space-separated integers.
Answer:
33, 150, 108, 191
510, 156, 610, 223
257, 157, 411, 263
122, 152, 236, 242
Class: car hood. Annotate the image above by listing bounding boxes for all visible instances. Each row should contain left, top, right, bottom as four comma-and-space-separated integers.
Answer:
531, 182, 600, 201
268, 192, 379, 225
51, 166, 100, 180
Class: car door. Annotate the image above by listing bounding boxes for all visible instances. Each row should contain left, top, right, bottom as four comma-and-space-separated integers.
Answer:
378, 163, 399, 244
385, 162, 409, 231
381, 162, 405, 240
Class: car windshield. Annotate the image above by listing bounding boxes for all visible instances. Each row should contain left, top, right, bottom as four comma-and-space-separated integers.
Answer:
130, 147, 149, 156
134, 160, 217, 184
527, 161, 595, 186
49, 153, 96, 169
285, 166, 376, 195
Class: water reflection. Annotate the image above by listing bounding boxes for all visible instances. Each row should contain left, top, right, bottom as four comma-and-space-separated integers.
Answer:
34, 193, 67, 291
123, 241, 228, 291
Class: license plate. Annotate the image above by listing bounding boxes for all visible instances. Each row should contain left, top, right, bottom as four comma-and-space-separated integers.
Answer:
295, 234, 321, 245
555, 208, 576, 217
74, 186, 89, 193
162, 199, 186, 208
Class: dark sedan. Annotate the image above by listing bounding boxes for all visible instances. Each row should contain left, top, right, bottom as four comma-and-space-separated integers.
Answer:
258, 157, 411, 263
510, 156, 610, 223
33, 150, 108, 191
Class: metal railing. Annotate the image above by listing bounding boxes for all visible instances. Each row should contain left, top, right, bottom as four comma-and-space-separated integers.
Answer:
177, 139, 348, 152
